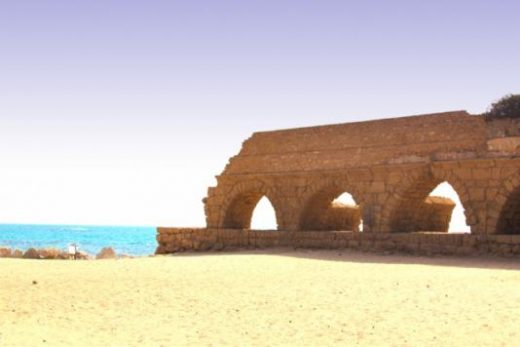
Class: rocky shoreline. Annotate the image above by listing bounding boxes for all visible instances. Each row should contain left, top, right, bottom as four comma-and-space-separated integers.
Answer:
0, 246, 132, 260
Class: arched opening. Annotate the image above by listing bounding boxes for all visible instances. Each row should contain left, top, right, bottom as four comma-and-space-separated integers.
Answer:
429, 182, 470, 233
250, 196, 278, 230
332, 193, 364, 231
300, 189, 362, 231
496, 186, 520, 234
222, 192, 279, 230
390, 180, 470, 233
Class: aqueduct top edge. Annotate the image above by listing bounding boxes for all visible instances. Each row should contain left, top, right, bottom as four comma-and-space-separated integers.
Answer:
220, 111, 519, 176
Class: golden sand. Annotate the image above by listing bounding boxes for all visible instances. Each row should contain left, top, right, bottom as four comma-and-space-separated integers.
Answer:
0, 250, 519, 346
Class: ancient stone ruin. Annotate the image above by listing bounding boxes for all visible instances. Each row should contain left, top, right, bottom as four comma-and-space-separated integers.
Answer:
157, 110, 520, 257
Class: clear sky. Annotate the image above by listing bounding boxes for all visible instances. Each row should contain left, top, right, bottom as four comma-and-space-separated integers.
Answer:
0, 1, 519, 227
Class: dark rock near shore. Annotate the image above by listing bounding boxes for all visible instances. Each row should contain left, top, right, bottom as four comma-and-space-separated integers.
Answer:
0, 247, 12, 257
75, 251, 90, 260
39, 248, 68, 260
12, 249, 23, 258
0, 247, 96, 260
96, 247, 116, 259
23, 248, 42, 259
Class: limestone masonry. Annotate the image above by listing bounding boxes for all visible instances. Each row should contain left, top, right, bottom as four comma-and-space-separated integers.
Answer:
157, 111, 520, 257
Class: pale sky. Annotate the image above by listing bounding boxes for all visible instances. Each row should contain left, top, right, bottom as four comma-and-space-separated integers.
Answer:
0, 1, 518, 227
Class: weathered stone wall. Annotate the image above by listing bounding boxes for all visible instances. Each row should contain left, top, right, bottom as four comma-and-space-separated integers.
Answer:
223, 111, 487, 175
412, 197, 455, 233
204, 111, 520, 236
392, 196, 455, 233
301, 202, 361, 231
206, 157, 520, 235
156, 228, 520, 257
486, 117, 520, 138
158, 110, 520, 257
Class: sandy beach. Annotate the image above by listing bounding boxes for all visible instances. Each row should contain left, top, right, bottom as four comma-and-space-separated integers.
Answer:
0, 250, 519, 346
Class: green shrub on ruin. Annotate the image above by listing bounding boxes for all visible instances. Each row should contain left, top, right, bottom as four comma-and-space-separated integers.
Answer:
484, 94, 520, 119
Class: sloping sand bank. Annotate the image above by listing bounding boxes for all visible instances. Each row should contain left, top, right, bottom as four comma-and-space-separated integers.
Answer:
0, 250, 519, 346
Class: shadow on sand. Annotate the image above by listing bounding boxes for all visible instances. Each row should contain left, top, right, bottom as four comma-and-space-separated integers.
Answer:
159, 248, 520, 271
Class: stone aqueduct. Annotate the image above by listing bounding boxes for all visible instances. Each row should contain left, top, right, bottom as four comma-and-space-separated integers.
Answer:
205, 111, 520, 235
157, 111, 520, 256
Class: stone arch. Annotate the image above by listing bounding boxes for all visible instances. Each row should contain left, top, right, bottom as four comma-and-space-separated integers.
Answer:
492, 170, 520, 234
219, 180, 283, 229
298, 179, 364, 231
383, 168, 475, 233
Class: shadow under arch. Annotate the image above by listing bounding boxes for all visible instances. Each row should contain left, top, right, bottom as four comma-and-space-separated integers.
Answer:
221, 188, 281, 230
496, 184, 520, 234
299, 184, 363, 231
388, 175, 471, 233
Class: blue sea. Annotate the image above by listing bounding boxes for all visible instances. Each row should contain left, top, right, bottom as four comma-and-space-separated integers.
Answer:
0, 224, 157, 256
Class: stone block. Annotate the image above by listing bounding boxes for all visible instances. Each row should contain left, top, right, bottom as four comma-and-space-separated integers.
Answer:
462, 236, 476, 247
495, 235, 513, 244
348, 240, 360, 249
469, 188, 486, 201
456, 246, 475, 256
472, 169, 492, 180
369, 181, 386, 193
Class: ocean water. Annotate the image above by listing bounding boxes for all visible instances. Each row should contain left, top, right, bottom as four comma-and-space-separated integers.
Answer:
0, 224, 157, 256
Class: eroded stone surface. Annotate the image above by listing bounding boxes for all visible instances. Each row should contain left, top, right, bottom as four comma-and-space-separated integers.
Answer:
203, 111, 520, 235
158, 111, 520, 256
156, 228, 520, 257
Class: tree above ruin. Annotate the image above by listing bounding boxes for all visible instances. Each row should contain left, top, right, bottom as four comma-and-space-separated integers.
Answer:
484, 94, 520, 119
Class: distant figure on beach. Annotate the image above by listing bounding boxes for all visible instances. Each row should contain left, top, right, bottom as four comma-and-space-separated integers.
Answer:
68, 243, 77, 260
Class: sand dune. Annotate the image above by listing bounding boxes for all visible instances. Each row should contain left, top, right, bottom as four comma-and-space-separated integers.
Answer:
0, 250, 519, 346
